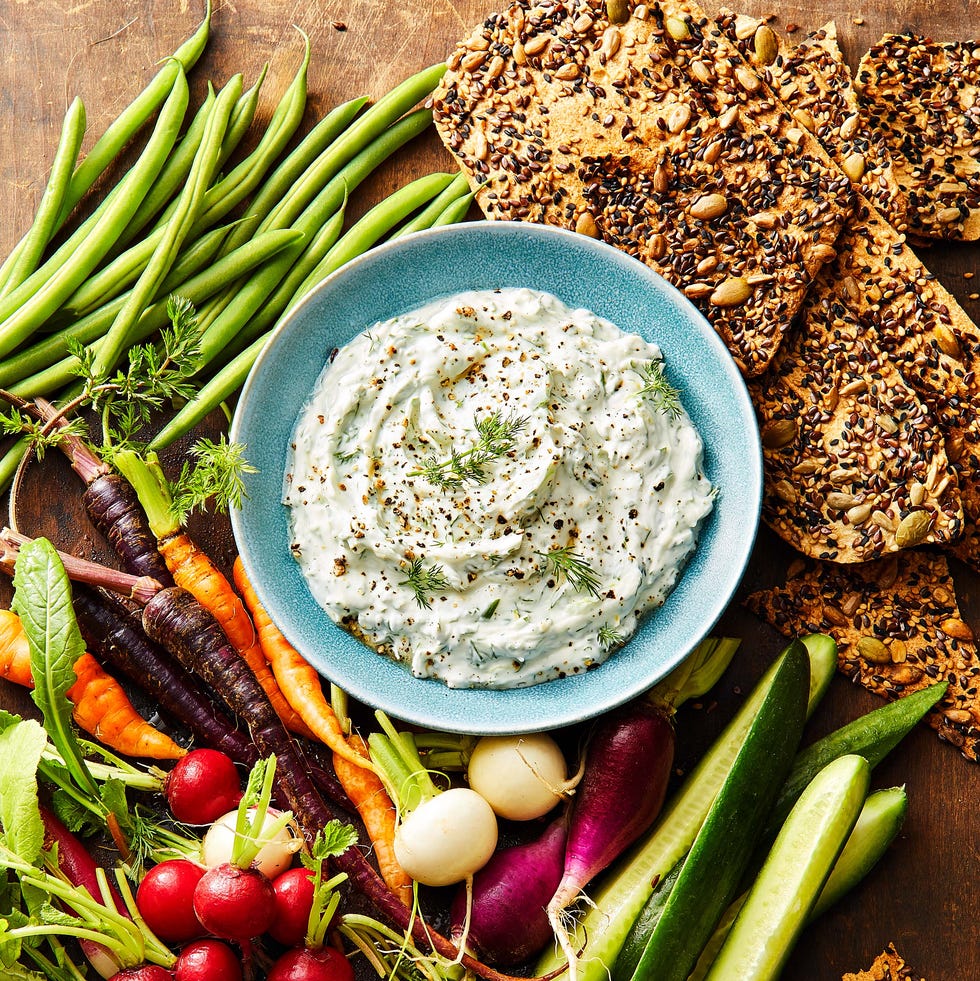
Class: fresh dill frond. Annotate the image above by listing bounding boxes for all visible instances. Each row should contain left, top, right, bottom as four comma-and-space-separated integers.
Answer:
410, 410, 530, 487
482, 598, 501, 619
71, 294, 204, 447
536, 545, 602, 598
0, 407, 87, 459
169, 436, 258, 523
598, 624, 626, 650
399, 558, 451, 609
638, 360, 682, 421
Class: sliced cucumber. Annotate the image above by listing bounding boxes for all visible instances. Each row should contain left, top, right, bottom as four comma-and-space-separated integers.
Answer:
536, 637, 826, 981
619, 642, 810, 981
765, 682, 944, 839
689, 786, 908, 981
800, 633, 837, 713
612, 862, 681, 981
703, 754, 870, 981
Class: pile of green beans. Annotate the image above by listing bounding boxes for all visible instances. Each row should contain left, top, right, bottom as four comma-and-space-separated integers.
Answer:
0, 3, 475, 489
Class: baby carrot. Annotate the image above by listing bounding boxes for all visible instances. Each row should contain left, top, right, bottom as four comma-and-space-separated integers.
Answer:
335, 732, 413, 905
67, 653, 186, 760
0, 609, 185, 760
158, 533, 316, 741
233, 557, 373, 771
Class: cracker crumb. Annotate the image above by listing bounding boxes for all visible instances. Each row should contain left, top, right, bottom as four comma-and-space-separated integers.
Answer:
332, 21, 347, 31
965, 271, 975, 279
786, 22, 798, 33
853, 16, 865, 25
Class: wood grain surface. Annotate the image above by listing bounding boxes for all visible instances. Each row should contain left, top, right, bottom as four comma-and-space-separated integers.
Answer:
0, 3, 978, 980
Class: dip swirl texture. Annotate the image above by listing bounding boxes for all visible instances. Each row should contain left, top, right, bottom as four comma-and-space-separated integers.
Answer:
284, 288, 714, 688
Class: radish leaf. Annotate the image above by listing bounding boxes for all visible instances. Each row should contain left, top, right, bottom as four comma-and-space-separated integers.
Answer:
12, 538, 97, 801
0, 720, 47, 864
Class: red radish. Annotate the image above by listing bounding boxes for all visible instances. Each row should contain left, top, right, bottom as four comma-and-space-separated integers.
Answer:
175, 939, 243, 981
39, 805, 128, 977
450, 816, 568, 966
547, 700, 675, 979
165, 749, 242, 824
108, 968, 174, 981
269, 867, 317, 947
192, 862, 276, 941
266, 946, 355, 981
136, 859, 206, 943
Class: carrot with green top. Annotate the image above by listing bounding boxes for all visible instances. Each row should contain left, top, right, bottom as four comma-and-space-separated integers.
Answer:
110, 447, 316, 741
334, 732, 413, 905
0, 608, 186, 759
233, 556, 374, 771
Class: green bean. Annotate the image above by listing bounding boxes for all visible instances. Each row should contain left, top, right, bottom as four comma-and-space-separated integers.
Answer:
210, 207, 347, 368
0, 4, 211, 296
219, 95, 369, 256
257, 63, 445, 237
0, 70, 190, 357
57, 1, 212, 224
72, 42, 308, 322
9, 230, 302, 399
194, 109, 434, 369
113, 85, 219, 252
432, 192, 475, 226
389, 172, 470, 240
0, 98, 87, 299
193, 35, 311, 232
0, 436, 30, 495
0, 226, 231, 387
289, 172, 456, 306
91, 75, 241, 378
219, 65, 268, 166
148, 335, 264, 451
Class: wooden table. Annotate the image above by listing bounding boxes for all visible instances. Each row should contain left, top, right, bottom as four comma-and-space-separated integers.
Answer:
1, 2, 977, 979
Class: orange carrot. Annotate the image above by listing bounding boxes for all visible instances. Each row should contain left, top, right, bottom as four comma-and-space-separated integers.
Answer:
0, 609, 34, 687
335, 733, 413, 905
160, 534, 316, 740
233, 557, 372, 771
68, 653, 187, 760
0, 610, 185, 760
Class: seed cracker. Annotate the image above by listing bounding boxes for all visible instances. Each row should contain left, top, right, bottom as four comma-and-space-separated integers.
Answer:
812, 197, 980, 570
745, 550, 979, 762
432, 0, 853, 376
855, 35, 980, 241
842, 944, 924, 981
715, 14, 908, 230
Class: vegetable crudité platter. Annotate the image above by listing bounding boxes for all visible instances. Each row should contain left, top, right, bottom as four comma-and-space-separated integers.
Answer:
0, 1, 978, 980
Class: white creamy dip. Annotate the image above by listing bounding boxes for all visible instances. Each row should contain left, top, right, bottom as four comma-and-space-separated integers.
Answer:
284, 288, 714, 688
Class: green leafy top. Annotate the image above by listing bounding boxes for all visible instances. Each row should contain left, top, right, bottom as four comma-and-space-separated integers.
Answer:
70, 294, 203, 455
0, 720, 47, 866
11, 539, 95, 802
536, 545, 602, 598
410, 411, 530, 487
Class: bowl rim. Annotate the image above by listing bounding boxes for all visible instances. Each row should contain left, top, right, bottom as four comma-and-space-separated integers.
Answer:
231, 219, 763, 734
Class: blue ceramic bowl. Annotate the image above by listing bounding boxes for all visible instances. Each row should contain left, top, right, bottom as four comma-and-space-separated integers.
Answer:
230, 221, 761, 734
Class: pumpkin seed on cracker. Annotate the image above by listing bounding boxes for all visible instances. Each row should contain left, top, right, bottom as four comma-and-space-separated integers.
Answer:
745, 550, 979, 762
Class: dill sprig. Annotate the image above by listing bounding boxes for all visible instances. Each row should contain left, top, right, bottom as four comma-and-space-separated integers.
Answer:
638, 359, 682, 421
410, 411, 529, 487
536, 545, 602, 598
169, 436, 258, 523
69, 294, 204, 450
0, 407, 87, 459
598, 624, 626, 650
399, 558, 451, 609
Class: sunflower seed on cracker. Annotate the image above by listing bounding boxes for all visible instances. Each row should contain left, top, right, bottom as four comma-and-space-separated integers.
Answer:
856, 34, 980, 242
431, 0, 853, 377
715, 15, 908, 229
745, 551, 979, 762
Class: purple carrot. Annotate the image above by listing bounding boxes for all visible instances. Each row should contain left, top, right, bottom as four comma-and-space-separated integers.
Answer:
450, 815, 568, 966
547, 700, 676, 979
71, 583, 258, 767
3, 530, 562, 981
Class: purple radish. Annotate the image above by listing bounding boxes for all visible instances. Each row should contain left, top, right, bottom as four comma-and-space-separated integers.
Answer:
450, 816, 568, 966
547, 700, 675, 978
